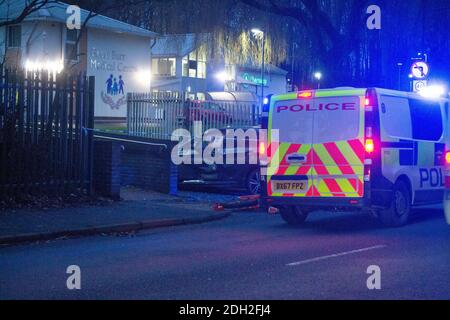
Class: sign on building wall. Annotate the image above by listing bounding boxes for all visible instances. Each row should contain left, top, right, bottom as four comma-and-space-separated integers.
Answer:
87, 29, 151, 118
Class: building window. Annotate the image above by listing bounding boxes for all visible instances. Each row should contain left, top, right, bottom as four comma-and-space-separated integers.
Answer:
7, 25, 21, 48
182, 46, 207, 79
151, 58, 176, 77
65, 29, 79, 62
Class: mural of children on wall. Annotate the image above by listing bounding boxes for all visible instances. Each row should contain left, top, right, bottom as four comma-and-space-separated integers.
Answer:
119, 75, 125, 95
106, 74, 113, 94
113, 78, 118, 95
102, 74, 127, 110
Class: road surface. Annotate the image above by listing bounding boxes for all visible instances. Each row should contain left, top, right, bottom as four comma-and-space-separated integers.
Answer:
1, 207, 449, 299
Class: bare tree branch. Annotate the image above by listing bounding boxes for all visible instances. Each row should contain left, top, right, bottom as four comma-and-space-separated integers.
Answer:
0, 0, 59, 27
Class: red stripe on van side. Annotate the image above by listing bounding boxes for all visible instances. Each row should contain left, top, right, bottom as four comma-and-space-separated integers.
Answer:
324, 179, 345, 195
306, 185, 316, 197
348, 139, 365, 163
311, 149, 346, 195
311, 149, 329, 175
323, 142, 355, 175
349, 179, 358, 192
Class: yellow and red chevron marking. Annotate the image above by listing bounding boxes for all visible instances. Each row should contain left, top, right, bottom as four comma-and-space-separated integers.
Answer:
267, 139, 365, 198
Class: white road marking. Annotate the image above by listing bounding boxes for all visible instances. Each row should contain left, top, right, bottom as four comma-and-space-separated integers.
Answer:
287, 245, 387, 267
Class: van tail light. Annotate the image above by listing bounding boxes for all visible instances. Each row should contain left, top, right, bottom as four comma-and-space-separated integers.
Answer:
445, 151, 450, 189
446, 151, 450, 165
259, 142, 266, 156
365, 139, 375, 154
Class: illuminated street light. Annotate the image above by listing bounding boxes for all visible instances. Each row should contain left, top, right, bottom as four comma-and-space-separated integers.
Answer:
215, 71, 231, 82
314, 72, 322, 80
314, 72, 322, 89
251, 28, 264, 38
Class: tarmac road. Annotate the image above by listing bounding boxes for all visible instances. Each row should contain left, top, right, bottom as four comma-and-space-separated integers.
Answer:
1, 206, 449, 300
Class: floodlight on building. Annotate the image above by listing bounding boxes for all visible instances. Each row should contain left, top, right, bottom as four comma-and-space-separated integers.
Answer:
215, 71, 231, 82
135, 69, 152, 85
25, 59, 64, 74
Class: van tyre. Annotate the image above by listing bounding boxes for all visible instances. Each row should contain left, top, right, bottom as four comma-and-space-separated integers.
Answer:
280, 206, 309, 226
379, 181, 411, 227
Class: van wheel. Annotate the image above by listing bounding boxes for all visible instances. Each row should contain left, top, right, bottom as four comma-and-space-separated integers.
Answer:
280, 206, 309, 226
379, 181, 411, 227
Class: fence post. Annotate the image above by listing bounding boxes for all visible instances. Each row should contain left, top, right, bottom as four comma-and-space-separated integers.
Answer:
87, 76, 95, 195
127, 92, 132, 135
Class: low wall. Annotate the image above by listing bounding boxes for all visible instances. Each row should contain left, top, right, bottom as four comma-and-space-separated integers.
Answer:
93, 137, 178, 198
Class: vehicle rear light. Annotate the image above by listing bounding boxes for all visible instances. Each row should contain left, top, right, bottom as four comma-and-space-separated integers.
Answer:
259, 142, 266, 156
446, 151, 450, 165
298, 91, 313, 99
365, 139, 375, 154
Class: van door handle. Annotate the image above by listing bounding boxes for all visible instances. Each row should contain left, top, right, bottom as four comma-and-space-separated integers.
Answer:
286, 154, 307, 164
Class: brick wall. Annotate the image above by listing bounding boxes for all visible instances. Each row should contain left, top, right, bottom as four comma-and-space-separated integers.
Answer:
93, 140, 121, 200
120, 139, 178, 195
93, 138, 178, 198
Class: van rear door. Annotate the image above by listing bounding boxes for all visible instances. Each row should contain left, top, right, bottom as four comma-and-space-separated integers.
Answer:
311, 93, 365, 198
267, 94, 315, 197
267, 91, 365, 198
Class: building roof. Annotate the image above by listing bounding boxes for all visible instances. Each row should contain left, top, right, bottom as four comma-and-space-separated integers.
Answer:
152, 34, 209, 57
0, 0, 158, 38
206, 91, 258, 103
239, 63, 288, 76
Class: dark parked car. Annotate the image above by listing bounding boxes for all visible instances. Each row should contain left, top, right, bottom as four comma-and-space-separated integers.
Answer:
179, 127, 261, 195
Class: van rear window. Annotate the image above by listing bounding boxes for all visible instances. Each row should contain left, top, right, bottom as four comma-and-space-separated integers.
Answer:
313, 97, 360, 144
272, 100, 314, 144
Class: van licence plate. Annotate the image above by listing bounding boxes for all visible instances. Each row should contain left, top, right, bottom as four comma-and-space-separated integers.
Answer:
272, 180, 308, 193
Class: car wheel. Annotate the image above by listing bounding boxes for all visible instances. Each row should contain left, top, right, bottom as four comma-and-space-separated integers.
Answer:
280, 206, 309, 226
246, 168, 261, 195
379, 180, 411, 227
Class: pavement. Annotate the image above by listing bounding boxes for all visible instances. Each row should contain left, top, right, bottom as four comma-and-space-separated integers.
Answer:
0, 204, 449, 300
0, 187, 236, 245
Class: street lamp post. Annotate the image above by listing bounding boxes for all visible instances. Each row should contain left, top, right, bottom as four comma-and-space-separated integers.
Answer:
252, 28, 265, 106
314, 72, 322, 89
397, 63, 403, 90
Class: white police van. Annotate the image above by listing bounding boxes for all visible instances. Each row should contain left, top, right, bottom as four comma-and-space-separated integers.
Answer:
260, 88, 449, 227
